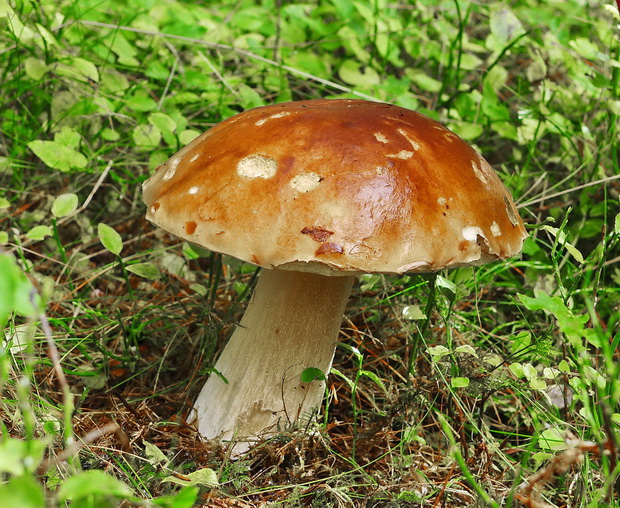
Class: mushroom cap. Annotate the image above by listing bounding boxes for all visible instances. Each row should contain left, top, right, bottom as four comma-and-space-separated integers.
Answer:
142, 99, 527, 275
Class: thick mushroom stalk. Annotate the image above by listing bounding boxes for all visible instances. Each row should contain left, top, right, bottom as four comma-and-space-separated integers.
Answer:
193, 269, 355, 446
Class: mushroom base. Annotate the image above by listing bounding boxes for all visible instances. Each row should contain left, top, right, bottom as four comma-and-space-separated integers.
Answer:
193, 269, 355, 450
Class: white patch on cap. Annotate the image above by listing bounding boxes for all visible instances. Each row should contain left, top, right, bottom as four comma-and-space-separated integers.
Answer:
462, 226, 485, 242
490, 221, 502, 237
188, 186, 199, 195
387, 150, 414, 160
150, 205, 159, 214
471, 160, 489, 186
438, 197, 447, 206
431, 124, 457, 141
397, 128, 421, 150
237, 154, 278, 179
290, 172, 322, 193
190, 153, 200, 162
478, 156, 497, 181
162, 157, 181, 181
255, 111, 291, 126
374, 132, 389, 143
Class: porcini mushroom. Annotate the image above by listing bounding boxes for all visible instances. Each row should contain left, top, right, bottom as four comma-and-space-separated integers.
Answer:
142, 99, 527, 449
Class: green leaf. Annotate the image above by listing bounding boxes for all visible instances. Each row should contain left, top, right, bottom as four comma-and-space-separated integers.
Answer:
101, 128, 120, 141
144, 441, 168, 465
509, 362, 525, 378
569, 37, 601, 60
511, 331, 531, 355
101, 69, 129, 95
455, 345, 478, 357
97, 223, 123, 255
330, 367, 355, 390
489, 8, 525, 45
482, 78, 510, 122
538, 427, 567, 451
58, 470, 133, 502
540, 225, 584, 263
126, 262, 160, 280
56, 57, 99, 83
152, 487, 199, 508
338, 26, 371, 63
300, 367, 326, 383
359, 273, 381, 291
0, 253, 38, 328
402, 305, 425, 320
360, 370, 388, 394
26, 225, 53, 241
522, 363, 537, 380
526, 55, 547, 82
451, 377, 470, 388
161, 468, 219, 488
133, 124, 161, 150
492, 121, 518, 141
34, 22, 57, 48
435, 275, 456, 294
126, 92, 158, 112
107, 31, 139, 66
558, 360, 571, 373
408, 71, 442, 93
0, 438, 48, 475
0, 475, 45, 508
427, 345, 450, 359
189, 283, 207, 296
339, 342, 363, 361
28, 140, 88, 172
0, 231, 8, 244
149, 112, 177, 134
449, 122, 483, 141
24, 57, 48, 80
542, 367, 560, 379
485, 66, 508, 92
338, 60, 380, 87
51, 193, 78, 218
179, 129, 200, 145
1, 3, 36, 42
529, 377, 547, 391
237, 84, 265, 110
0, 197, 10, 209
54, 127, 81, 149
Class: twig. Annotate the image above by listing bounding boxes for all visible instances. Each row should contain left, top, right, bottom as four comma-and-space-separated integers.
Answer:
197, 52, 241, 100
6, 160, 114, 255
57, 159, 113, 226
517, 174, 620, 209
76, 21, 381, 102
36, 422, 129, 475
158, 50, 179, 110
517, 433, 603, 508
35, 295, 69, 393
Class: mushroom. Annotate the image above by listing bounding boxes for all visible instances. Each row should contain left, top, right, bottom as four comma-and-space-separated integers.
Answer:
142, 99, 527, 449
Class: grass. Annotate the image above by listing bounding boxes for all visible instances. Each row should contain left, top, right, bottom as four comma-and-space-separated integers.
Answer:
1, 0, 619, 506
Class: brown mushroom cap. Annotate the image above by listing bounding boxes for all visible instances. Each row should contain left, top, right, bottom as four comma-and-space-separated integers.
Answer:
142, 99, 527, 274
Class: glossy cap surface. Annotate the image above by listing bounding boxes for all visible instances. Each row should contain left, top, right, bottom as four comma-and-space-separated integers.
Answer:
143, 99, 527, 274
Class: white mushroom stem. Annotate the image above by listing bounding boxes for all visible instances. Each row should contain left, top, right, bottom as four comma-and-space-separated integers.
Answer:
193, 269, 355, 447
